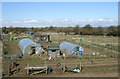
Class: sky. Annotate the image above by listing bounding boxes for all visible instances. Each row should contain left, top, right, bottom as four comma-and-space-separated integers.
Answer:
2, 2, 118, 27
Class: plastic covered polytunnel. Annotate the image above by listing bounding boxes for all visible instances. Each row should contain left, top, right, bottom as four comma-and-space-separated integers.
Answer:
59, 42, 84, 55
19, 38, 42, 55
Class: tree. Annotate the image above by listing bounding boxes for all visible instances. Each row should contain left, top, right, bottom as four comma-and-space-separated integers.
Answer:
106, 26, 118, 36
2, 26, 7, 34
93, 27, 104, 35
49, 26, 54, 30
31, 27, 34, 31
117, 25, 120, 36
9, 26, 13, 32
82, 24, 93, 35
74, 25, 80, 35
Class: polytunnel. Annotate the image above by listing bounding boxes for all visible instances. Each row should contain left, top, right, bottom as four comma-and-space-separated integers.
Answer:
59, 42, 84, 55
19, 38, 42, 55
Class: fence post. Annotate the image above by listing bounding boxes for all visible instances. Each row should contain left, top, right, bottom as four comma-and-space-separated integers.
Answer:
80, 61, 81, 71
27, 64, 29, 75
8, 62, 11, 76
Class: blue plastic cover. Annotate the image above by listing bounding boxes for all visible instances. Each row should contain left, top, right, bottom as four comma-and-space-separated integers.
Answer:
79, 51, 82, 55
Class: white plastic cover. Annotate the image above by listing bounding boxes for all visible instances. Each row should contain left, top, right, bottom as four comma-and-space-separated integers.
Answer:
59, 42, 83, 55
36, 44, 43, 54
19, 38, 42, 55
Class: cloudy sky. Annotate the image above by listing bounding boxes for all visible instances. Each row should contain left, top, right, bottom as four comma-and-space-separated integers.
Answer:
2, 2, 118, 27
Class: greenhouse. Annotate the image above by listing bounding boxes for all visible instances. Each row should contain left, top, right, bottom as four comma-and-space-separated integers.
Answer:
19, 38, 42, 55
59, 42, 84, 55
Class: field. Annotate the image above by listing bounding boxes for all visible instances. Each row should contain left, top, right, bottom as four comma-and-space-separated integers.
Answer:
2, 32, 118, 77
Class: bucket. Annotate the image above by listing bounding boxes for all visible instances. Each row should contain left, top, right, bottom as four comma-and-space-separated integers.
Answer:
19, 54, 23, 57
92, 53, 95, 56
80, 39, 82, 42
79, 51, 82, 55
59, 51, 62, 55
74, 52, 77, 55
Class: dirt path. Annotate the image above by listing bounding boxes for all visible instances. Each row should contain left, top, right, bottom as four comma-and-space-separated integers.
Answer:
45, 72, 118, 77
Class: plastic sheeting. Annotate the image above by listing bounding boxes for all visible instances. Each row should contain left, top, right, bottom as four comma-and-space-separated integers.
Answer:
59, 42, 83, 55
19, 38, 42, 55
36, 44, 43, 54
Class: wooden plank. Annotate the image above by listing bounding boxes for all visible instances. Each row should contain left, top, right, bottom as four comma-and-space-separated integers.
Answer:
25, 66, 47, 70
30, 69, 46, 75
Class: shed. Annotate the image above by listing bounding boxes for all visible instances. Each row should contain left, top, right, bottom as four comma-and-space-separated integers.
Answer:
47, 46, 61, 57
19, 38, 42, 55
59, 42, 84, 55
28, 32, 34, 35
34, 35, 50, 42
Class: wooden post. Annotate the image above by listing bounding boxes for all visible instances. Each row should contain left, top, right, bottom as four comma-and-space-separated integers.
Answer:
80, 61, 81, 71
27, 64, 29, 75
17, 68, 19, 73
64, 62, 66, 67
46, 67, 47, 74
8, 64, 10, 76
12, 61, 14, 67
8, 62, 10, 76
61, 62, 63, 68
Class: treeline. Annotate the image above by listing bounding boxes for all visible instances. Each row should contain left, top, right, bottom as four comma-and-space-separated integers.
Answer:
2, 24, 120, 36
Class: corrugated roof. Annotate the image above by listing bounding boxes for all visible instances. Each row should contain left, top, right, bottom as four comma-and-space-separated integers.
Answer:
47, 46, 60, 50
